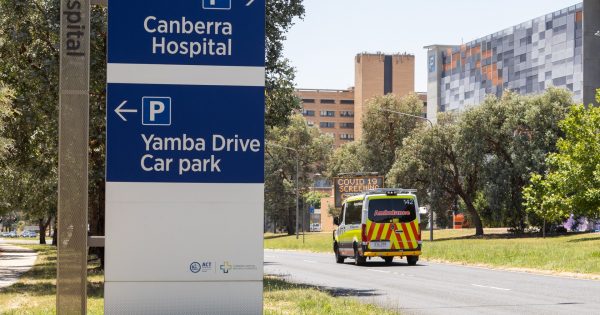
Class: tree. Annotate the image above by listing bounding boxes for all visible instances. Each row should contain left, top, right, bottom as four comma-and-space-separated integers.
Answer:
304, 191, 329, 209
0, 0, 62, 244
524, 99, 600, 222
265, 0, 305, 128
361, 93, 425, 175
0, 85, 16, 223
460, 89, 571, 232
265, 114, 333, 234
326, 141, 367, 177
0, 85, 14, 159
388, 113, 486, 235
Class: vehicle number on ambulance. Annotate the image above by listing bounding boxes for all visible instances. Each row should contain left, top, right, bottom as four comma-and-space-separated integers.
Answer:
369, 241, 391, 250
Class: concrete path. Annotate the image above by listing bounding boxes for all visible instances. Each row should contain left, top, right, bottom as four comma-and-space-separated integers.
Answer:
0, 239, 38, 289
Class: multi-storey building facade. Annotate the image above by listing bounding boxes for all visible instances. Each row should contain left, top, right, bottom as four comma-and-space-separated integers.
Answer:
426, 1, 600, 123
354, 53, 415, 139
296, 88, 356, 147
296, 53, 419, 147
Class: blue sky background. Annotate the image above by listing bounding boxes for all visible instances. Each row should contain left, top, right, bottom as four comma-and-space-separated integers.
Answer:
283, 0, 582, 92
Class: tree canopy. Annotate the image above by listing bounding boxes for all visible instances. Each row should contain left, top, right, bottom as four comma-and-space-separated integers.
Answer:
388, 89, 573, 235
524, 94, 600, 223
361, 93, 425, 175
265, 114, 333, 234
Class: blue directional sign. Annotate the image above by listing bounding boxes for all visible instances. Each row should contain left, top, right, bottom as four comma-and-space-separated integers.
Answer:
107, 0, 265, 184
106, 2, 265, 312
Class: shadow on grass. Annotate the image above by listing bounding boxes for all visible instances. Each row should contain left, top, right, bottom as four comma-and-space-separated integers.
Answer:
22, 264, 57, 280
265, 276, 381, 298
0, 281, 55, 296
0, 279, 104, 298
567, 236, 600, 243
428, 231, 594, 242
264, 234, 296, 240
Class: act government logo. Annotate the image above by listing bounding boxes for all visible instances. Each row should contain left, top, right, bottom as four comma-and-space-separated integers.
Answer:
190, 261, 214, 273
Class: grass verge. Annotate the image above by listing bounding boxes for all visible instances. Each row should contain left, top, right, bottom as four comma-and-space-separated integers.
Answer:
265, 229, 600, 276
0, 245, 396, 314
0, 245, 104, 315
264, 277, 397, 315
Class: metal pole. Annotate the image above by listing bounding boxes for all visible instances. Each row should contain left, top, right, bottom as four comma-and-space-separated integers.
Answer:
57, 0, 90, 313
295, 156, 299, 239
266, 142, 300, 239
380, 108, 434, 241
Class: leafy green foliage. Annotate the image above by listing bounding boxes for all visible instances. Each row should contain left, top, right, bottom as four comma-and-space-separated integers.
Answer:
460, 89, 572, 231
524, 102, 600, 220
265, 0, 305, 128
0, 85, 15, 159
388, 113, 486, 235
0, 0, 61, 228
361, 93, 425, 175
303, 191, 329, 209
388, 89, 572, 235
265, 114, 333, 234
326, 141, 367, 178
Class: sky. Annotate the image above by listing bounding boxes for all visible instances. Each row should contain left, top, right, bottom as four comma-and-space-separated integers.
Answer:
283, 0, 582, 92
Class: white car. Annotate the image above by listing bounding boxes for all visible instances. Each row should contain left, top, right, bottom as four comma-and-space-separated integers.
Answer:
310, 223, 321, 232
21, 230, 38, 238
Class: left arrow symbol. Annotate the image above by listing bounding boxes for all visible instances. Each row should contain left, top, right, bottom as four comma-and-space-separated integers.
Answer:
115, 100, 137, 122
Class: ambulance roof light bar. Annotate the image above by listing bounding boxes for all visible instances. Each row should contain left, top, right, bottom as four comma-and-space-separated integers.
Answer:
364, 188, 417, 196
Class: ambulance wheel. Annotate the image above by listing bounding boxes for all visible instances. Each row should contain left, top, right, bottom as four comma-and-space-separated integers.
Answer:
354, 247, 366, 266
407, 256, 419, 266
334, 243, 345, 264
383, 257, 394, 265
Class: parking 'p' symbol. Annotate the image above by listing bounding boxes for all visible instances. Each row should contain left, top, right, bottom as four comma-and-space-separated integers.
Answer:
142, 97, 171, 126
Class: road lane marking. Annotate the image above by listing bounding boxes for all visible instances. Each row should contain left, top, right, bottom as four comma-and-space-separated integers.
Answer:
472, 284, 511, 291
367, 269, 391, 274
303, 260, 317, 264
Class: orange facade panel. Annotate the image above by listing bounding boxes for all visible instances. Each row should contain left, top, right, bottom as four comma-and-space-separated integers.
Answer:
482, 50, 492, 59
576, 10, 583, 22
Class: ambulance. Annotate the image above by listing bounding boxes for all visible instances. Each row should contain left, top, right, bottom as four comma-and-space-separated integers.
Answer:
333, 188, 421, 266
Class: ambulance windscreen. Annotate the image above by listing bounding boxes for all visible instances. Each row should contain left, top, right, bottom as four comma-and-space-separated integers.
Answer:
368, 198, 416, 223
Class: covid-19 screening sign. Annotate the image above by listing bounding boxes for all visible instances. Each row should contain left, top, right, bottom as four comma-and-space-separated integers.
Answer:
334, 176, 384, 208
104, 1, 265, 314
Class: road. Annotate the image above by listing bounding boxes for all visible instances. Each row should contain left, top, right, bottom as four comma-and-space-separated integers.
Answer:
264, 250, 600, 315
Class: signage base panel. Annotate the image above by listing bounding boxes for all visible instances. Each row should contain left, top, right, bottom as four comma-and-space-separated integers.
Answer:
105, 281, 262, 314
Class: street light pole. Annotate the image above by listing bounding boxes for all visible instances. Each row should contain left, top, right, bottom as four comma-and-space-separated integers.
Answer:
267, 142, 300, 239
379, 108, 435, 242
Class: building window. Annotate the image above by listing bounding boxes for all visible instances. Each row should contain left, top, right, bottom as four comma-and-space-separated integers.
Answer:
320, 110, 335, 117
340, 134, 354, 140
340, 100, 354, 105
307, 120, 315, 127
320, 99, 335, 104
340, 122, 354, 129
320, 122, 335, 128
340, 111, 354, 117
302, 110, 315, 117
302, 99, 315, 103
